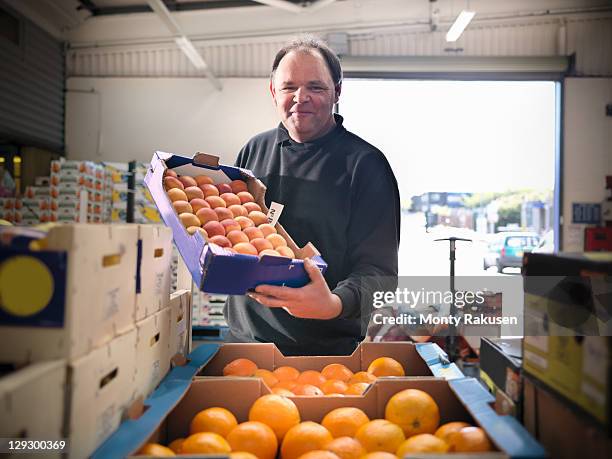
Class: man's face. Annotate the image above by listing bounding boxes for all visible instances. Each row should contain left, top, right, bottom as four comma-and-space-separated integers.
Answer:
270, 50, 340, 143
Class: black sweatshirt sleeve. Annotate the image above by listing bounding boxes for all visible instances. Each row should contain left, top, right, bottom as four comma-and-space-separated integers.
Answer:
332, 151, 400, 320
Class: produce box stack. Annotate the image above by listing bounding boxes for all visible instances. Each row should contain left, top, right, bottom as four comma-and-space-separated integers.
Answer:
522, 252, 612, 458
104, 162, 130, 223
0, 197, 17, 223
192, 292, 228, 328
134, 161, 162, 224
0, 223, 179, 459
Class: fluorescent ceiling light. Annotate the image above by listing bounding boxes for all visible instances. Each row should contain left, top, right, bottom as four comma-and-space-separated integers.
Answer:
446, 10, 475, 42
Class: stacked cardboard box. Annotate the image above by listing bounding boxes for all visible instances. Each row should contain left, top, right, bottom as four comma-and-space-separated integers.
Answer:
104, 162, 129, 223
0, 223, 181, 459
134, 161, 161, 224
192, 291, 228, 328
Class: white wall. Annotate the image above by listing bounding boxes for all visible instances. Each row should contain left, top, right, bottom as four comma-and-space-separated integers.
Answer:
563, 77, 612, 250
65, 77, 278, 164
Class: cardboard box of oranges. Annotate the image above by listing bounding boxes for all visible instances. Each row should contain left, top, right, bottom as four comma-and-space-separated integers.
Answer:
93, 344, 545, 458
144, 151, 327, 295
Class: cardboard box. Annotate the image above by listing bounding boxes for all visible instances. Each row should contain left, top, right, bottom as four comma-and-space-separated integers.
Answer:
135, 225, 173, 320
480, 338, 523, 418
67, 328, 137, 459
134, 307, 171, 400
169, 290, 192, 359
523, 375, 611, 459
145, 151, 327, 295
0, 360, 65, 446
0, 224, 138, 363
93, 345, 545, 458
199, 341, 465, 381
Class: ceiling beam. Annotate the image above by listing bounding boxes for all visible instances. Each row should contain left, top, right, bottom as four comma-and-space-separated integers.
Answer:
146, 0, 222, 90
252, 0, 338, 14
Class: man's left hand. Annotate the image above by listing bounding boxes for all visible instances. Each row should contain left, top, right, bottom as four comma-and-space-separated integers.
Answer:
247, 258, 342, 320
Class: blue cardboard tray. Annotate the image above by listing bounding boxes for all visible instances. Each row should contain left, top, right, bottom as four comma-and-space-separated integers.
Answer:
144, 151, 327, 295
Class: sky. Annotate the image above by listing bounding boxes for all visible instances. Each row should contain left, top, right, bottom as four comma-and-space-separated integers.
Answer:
339, 80, 557, 201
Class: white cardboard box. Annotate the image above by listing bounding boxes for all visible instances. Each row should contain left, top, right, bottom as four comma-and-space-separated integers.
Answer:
135, 225, 172, 321
134, 307, 171, 400
67, 328, 137, 459
0, 224, 138, 363
0, 360, 65, 446
169, 290, 192, 360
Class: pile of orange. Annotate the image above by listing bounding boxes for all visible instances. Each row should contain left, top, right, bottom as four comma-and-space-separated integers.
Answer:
222, 357, 407, 397
136, 388, 493, 457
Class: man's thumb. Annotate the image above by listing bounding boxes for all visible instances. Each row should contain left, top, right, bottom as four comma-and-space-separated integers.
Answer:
304, 258, 324, 282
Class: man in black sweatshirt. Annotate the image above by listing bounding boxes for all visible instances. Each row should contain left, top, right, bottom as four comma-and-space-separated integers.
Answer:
224, 36, 400, 356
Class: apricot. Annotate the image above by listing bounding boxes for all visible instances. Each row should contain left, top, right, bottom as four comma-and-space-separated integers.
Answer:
230, 180, 249, 193
243, 227, 264, 241
237, 191, 255, 204
184, 186, 204, 201
209, 235, 232, 248
195, 175, 214, 186
251, 238, 274, 253
167, 188, 188, 202
164, 176, 184, 190
187, 226, 208, 238
217, 183, 233, 194
258, 224, 277, 237
228, 204, 248, 218
243, 202, 262, 213
196, 208, 219, 225
206, 196, 226, 209
220, 193, 241, 207
190, 198, 210, 213
200, 184, 220, 198
203, 221, 225, 238
276, 246, 295, 258
233, 242, 258, 255
266, 233, 287, 249
173, 200, 193, 214
178, 176, 197, 188
248, 211, 269, 226
179, 213, 200, 228
227, 230, 249, 246
164, 169, 178, 178
221, 219, 241, 234
235, 216, 255, 230
215, 207, 234, 221
259, 249, 281, 257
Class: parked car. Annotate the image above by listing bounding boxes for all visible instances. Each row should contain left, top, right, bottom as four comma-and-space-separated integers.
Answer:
483, 232, 540, 272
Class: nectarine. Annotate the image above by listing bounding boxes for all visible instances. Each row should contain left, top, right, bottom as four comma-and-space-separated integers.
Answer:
248, 211, 268, 226
220, 193, 241, 207
167, 188, 188, 202
228, 205, 248, 218
276, 246, 295, 258
164, 169, 178, 178
215, 207, 234, 221
200, 184, 219, 198
226, 230, 249, 245
209, 235, 231, 248
237, 191, 255, 204
243, 202, 262, 213
187, 226, 208, 238
178, 176, 197, 188
230, 180, 248, 193
164, 176, 183, 190
216, 183, 232, 194
259, 249, 281, 257
251, 238, 274, 253
233, 242, 258, 255
190, 198, 210, 213
258, 224, 277, 237
235, 216, 255, 230
203, 221, 225, 237
196, 208, 219, 225
179, 213, 200, 228
266, 233, 287, 249
243, 227, 264, 241
184, 186, 204, 201
206, 196, 226, 209
172, 200, 193, 214
195, 175, 214, 186
221, 219, 241, 234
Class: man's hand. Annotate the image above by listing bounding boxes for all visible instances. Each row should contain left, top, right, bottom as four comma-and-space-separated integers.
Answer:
247, 258, 343, 320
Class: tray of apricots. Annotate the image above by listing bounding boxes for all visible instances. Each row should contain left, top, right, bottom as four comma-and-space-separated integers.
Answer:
132, 377, 530, 458
144, 151, 327, 294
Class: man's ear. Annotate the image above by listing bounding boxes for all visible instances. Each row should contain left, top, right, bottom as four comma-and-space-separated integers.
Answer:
269, 80, 277, 104
334, 83, 342, 103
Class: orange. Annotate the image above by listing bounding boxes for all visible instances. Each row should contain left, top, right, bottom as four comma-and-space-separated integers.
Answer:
434, 421, 471, 443
360, 453, 397, 459
229, 453, 259, 459
447, 426, 493, 452
227, 421, 278, 459
366, 357, 405, 377
293, 384, 324, 396
254, 369, 279, 388
137, 443, 175, 456
320, 379, 348, 395
275, 380, 299, 391
181, 432, 231, 454
325, 436, 366, 459
348, 371, 377, 385
190, 407, 238, 437
167, 438, 184, 454
321, 407, 370, 438
297, 370, 327, 388
281, 422, 334, 459
273, 366, 300, 382
321, 364, 353, 382
355, 419, 405, 453
249, 394, 301, 441
344, 382, 370, 395
396, 434, 449, 455
223, 358, 258, 376
272, 387, 295, 396
384, 389, 440, 437
296, 451, 340, 459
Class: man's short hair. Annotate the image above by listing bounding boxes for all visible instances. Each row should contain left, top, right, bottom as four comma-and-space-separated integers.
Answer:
271, 35, 343, 86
